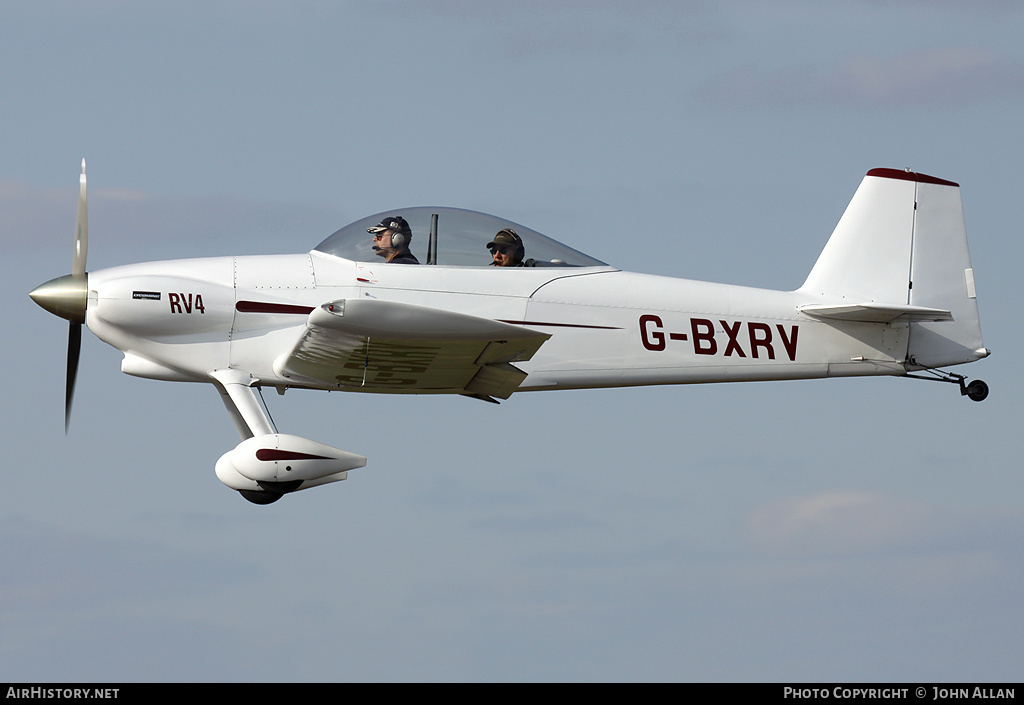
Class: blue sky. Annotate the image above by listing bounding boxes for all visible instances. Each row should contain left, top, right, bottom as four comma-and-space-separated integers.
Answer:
2, 1, 1022, 681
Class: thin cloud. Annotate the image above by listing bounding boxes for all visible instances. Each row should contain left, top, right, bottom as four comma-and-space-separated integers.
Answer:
748, 488, 1024, 569
399, 0, 726, 57
747, 490, 939, 557
694, 46, 1024, 110
0, 518, 254, 615
2, 179, 345, 259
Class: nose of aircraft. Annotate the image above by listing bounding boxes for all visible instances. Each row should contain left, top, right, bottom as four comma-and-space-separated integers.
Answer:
30, 272, 89, 324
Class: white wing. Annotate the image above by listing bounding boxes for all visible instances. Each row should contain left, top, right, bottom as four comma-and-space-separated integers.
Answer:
273, 299, 550, 399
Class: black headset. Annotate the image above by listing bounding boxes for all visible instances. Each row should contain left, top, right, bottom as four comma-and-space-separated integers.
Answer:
386, 217, 410, 249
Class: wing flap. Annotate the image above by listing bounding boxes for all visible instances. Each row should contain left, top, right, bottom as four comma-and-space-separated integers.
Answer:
275, 299, 549, 398
465, 362, 529, 399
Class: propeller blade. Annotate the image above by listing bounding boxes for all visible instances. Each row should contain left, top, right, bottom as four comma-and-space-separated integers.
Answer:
66, 322, 82, 433
66, 159, 87, 432
30, 160, 91, 432
73, 159, 88, 277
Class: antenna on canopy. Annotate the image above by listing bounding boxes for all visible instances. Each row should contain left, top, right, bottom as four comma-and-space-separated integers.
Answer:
427, 213, 438, 265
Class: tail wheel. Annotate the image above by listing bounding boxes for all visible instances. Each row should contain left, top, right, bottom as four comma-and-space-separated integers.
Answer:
965, 379, 989, 402
905, 366, 989, 402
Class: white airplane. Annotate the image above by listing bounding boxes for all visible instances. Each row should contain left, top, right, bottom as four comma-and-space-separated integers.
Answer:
31, 162, 991, 504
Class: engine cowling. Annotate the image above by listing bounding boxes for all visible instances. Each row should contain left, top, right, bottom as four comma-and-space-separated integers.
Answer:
216, 434, 367, 497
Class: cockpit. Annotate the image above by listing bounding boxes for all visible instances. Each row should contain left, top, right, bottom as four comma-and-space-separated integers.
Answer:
313, 207, 607, 268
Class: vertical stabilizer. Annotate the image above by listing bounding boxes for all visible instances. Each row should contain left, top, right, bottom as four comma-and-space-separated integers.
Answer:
798, 168, 987, 369
800, 169, 916, 303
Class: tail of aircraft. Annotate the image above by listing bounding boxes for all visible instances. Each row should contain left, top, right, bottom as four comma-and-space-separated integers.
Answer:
798, 168, 989, 371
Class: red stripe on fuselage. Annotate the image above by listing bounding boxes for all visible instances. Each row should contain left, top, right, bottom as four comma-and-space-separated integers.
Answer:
255, 449, 331, 462
236, 301, 315, 315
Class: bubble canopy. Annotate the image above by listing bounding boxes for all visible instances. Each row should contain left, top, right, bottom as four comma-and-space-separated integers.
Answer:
313, 206, 607, 268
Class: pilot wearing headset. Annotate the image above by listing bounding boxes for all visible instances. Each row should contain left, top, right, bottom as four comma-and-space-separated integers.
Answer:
487, 228, 527, 267
367, 216, 419, 264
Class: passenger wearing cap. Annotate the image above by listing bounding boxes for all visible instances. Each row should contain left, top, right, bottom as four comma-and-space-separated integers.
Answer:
367, 216, 419, 264
487, 228, 527, 267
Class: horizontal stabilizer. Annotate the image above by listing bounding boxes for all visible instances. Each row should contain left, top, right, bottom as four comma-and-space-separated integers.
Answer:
799, 303, 953, 323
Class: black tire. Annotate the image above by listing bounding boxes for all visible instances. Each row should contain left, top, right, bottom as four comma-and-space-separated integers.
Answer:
239, 489, 284, 505
966, 380, 989, 402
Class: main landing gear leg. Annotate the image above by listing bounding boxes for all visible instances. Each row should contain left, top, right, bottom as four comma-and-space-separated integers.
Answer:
905, 365, 989, 402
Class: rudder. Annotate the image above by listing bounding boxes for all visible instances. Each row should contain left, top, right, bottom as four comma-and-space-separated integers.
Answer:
903, 171, 987, 368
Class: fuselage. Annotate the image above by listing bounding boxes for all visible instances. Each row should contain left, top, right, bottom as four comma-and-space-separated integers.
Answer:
85, 250, 910, 394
